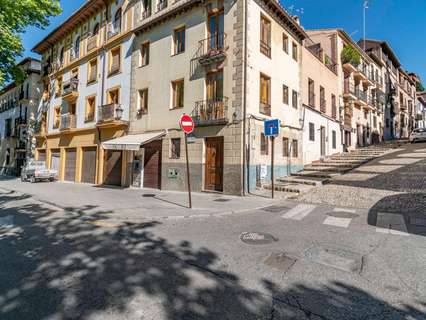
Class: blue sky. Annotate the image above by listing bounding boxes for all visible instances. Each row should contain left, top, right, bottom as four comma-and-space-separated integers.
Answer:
22, 0, 425, 83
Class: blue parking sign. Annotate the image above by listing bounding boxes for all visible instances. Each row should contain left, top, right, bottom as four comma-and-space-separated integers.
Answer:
264, 119, 280, 137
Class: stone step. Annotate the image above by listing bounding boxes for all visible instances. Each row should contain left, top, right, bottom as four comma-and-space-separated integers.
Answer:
331, 155, 374, 161
304, 166, 351, 173
264, 182, 314, 194
323, 159, 367, 165
277, 176, 327, 186
310, 162, 356, 168
292, 170, 340, 179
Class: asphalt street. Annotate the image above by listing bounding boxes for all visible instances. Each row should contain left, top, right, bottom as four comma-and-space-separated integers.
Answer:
0, 143, 425, 320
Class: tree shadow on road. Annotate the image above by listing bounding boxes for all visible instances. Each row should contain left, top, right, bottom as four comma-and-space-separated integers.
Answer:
0, 191, 425, 319
368, 193, 426, 237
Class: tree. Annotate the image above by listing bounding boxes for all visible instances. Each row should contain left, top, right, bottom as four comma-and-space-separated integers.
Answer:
341, 45, 361, 66
417, 82, 425, 92
0, 0, 62, 86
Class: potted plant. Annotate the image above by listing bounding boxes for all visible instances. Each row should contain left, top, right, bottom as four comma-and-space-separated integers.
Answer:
341, 45, 361, 66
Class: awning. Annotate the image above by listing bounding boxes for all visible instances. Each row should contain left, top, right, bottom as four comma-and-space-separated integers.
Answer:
102, 131, 166, 151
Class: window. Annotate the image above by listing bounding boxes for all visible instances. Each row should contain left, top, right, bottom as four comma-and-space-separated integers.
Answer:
320, 86, 325, 112
4, 118, 12, 137
53, 107, 61, 129
373, 115, 377, 128
282, 137, 289, 157
140, 42, 150, 66
6, 148, 10, 165
292, 42, 298, 61
292, 139, 298, 158
260, 15, 271, 57
283, 85, 289, 105
331, 94, 337, 119
87, 58, 97, 84
261, 133, 269, 155
308, 78, 315, 107
109, 47, 121, 75
56, 76, 62, 96
309, 122, 315, 141
73, 36, 80, 60
69, 102, 76, 115
173, 27, 185, 55
171, 79, 184, 109
282, 33, 289, 54
260, 73, 271, 115
107, 88, 120, 105
292, 90, 298, 109
332, 130, 336, 149
138, 89, 148, 114
170, 138, 181, 159
85, 96, 96, 122
364, 110, 368, 120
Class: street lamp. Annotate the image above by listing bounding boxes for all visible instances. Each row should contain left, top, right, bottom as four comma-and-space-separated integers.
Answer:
115, 104, 123, 120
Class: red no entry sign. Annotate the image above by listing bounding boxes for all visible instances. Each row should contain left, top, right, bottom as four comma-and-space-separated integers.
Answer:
179, 114, 194, 134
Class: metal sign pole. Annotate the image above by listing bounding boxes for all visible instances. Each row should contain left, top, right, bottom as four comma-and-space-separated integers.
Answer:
271, 135, 275, 199
184, 133, 192, 209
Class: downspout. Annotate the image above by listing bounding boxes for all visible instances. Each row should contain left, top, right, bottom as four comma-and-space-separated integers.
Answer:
242, 0, 248, 196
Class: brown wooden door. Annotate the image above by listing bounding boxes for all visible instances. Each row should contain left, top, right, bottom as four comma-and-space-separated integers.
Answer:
104, 150, 122, 186
81, 147, 97, 184
320, 126, 326, 157
204, 137, 224, 192
143, 141, 162, 189
64, 148, 77, 182
50, 149, 61, 177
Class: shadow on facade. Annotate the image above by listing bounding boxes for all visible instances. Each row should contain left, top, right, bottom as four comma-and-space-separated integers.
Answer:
0, 191, 424, 319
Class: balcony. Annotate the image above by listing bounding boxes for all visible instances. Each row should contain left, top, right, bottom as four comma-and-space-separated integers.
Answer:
260, 40, 271, 58
97, 103, 125, 126
342, 61, 358, 73
107, 20, 121, 39
142, 7, 151, 20
308, 92, 315, 108
353, 64, 368, 82
157, 0, 167, 12
324, 54, 338, 74
87, 35, 98, 52
60, 113, 76, 131
259, 101, 271, 116
343, 79, 356, 99
62, 78, 79, 101
354, 87, 367, 106
191, 98, 229, 126
195, 33, 227, 66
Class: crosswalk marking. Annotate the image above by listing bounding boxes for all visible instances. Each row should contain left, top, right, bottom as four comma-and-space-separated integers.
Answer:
333, 208, 356, 213
376, 227, 410, 236
282, 204, 316, 220
323, 216, 352, 228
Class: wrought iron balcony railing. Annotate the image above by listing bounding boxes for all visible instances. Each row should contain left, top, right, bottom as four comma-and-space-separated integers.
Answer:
157, 0, 167, 12
97, 103, 124, 123
195, 33, 227, 65
60, 113, 76, 130
192, 98, 229, 126
62, 78, 79, 97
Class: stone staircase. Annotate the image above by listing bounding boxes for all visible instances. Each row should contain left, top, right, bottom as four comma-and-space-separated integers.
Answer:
264, 142, 405, 195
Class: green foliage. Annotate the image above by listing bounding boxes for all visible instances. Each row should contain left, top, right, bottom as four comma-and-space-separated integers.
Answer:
0, 0, 62, 86
417, 82, 425, 92
341, 45, 361, 66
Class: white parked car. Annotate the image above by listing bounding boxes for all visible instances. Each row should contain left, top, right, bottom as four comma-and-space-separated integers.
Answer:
21, 160, 58, 183
409, 128, 426, 143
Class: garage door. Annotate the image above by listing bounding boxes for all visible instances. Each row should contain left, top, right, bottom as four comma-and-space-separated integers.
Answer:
81, 147, 97, 184
143, 140, 162, 189
104, 150, 122, 186
50, 149, 61, 176
64, 148, 77, 182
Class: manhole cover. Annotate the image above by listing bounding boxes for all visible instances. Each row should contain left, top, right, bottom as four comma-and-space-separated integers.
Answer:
262, 205, 290, 213
326, 211, 359, 219
240, 232, 278, 245
214, 198, 231, 202
264, 252, 297, 272
304, 245, 363, 273
142, 194, 156, 197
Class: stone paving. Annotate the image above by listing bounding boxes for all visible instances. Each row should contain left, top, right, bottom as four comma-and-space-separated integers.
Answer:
298, 142, 426, 209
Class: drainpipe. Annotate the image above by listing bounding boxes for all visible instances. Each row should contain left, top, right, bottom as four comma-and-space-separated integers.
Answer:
242, 0, 248, 196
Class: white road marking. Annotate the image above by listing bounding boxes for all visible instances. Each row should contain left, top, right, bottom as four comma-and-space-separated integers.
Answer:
282, 204, 316, 220
323, 216, 352, 228
376, 227, 410, 236
333, 208, 356, 213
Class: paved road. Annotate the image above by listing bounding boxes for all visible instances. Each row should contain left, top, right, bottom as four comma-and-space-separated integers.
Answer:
0, 143, 425, 319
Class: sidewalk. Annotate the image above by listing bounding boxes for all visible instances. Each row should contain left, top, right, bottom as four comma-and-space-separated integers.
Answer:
0, 178, 284, 223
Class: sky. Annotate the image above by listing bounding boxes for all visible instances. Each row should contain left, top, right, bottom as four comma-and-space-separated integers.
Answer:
22, 0, 426, 83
